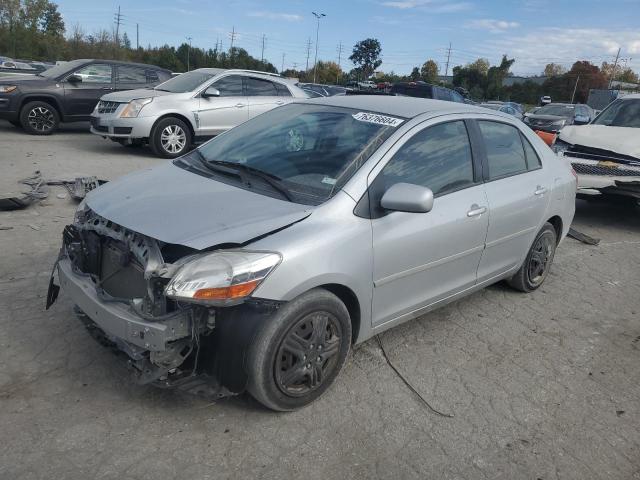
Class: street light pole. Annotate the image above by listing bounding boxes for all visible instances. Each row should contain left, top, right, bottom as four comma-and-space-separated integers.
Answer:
312, 12, 326, 83
186, 36, 193, 71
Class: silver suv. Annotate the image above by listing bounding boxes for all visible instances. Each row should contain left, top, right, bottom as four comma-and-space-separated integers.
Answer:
90, 68, 307, 158
49, 96, 576, 411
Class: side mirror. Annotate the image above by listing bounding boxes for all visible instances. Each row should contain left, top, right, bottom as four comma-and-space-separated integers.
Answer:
67, 74, 82, 83
380, 182, 434, 213
202, 87, 220, 98
574, 115, 589, 125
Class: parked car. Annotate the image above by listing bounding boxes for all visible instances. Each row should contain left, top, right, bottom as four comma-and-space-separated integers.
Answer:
0, 60, 17, 69
390, 82, 466, 103
523, 103, 594, 133
554, 93, 640, 200
0, 58, 171, 134
91, 68, 307, 158
540, 95, 552, 106
297, 83, 346, 97
359, 80, 377, 90
48, 96, 576, 411
480, 102, 523, 120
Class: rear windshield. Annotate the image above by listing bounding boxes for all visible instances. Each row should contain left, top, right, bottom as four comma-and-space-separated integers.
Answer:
154, 70, 216, 93
179, 104, 404, 205
592, 98, 640, 128
537, 104, 575, 117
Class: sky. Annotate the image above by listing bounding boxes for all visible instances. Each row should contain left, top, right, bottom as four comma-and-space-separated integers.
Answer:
55, 0, 640, 76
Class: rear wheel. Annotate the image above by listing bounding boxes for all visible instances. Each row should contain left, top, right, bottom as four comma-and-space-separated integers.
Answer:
150, 117, 192, 158
247, 289, 351, 411
20, 101, 60, 135
508, 222, 557, 292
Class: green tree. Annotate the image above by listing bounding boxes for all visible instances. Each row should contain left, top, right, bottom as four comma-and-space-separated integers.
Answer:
486, 55, 515, 99
420, 59, 439, 83
349, 38, 382, 79
543, 63, 565, 77
468, 58, 489, 75
410, 66, 420, 80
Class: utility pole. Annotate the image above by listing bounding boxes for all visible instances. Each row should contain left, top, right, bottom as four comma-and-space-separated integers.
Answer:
186, 36, 193, 71
608, 47, 621, 88
260, 34, 266, 64
444, 42, 452, 78
336, 42, 343, 84
281, 53, 286, 73
570, 74, 580, 103
113, 6, 123, 49
136, 23, 139, 49
312, 12, 326, 83
229, 26, 236, 65
305, 38, 312, 71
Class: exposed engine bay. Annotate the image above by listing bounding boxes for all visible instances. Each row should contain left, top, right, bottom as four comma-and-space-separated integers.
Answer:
48, 206, 280, 397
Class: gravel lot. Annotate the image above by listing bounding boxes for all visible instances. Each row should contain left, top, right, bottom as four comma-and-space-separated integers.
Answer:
1, 122, 639, 480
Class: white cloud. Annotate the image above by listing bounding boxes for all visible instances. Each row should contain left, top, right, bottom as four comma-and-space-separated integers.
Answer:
469, 19, 520, 33
381, 0, 471, 12
248, 11, 302, 22
478, 27, 640, 75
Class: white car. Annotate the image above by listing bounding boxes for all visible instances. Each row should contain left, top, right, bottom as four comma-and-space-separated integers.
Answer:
358, 80, 377, 90
90, 68, 308, 158
555, 93, 640, 200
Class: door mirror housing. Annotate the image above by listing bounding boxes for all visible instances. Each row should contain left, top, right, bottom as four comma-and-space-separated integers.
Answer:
380, 183, 434, 213
202, 87, 220, 98
574, 114, 589, 125
66, 74, 82, 83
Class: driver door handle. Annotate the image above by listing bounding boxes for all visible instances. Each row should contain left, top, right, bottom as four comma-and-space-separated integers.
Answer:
235, 103, 246, 108
275, 100, 285, 105
467, 205, 487, 217
534, 185, 547, 196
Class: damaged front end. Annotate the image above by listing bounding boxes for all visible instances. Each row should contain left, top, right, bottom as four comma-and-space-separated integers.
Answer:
48, 206, 282, 397
556, 142, 640, 200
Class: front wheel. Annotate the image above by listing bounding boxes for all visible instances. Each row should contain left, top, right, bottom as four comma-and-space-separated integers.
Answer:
149, 117, 192, 158
247, 289, 351, 411
20, 101, 60, 135
508, 222, 557, 292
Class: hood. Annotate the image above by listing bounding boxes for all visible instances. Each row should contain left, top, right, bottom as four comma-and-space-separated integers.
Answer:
85, 163, 313, 250
559, 125, 640, 160
99, 88, 182, 103
0, 74, 49, 84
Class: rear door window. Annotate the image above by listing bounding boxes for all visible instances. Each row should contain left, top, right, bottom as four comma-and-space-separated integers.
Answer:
246, 78, 278, 96
116, 65, 147, 85
478, 121, 528, 179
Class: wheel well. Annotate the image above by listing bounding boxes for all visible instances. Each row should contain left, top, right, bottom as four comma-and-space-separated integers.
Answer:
319, 284, 361, 344
151, 113, 195, 138
547, 215, 563, 244
20, 96, 62, 117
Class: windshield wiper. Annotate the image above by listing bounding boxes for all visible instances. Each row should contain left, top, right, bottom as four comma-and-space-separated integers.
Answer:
208, 160, 294, 201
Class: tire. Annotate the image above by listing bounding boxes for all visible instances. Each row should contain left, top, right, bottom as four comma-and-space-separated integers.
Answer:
247, 288, 352, 411
20, 101, 60, 135
149, 117, 192, 158
508, 222, 557, 292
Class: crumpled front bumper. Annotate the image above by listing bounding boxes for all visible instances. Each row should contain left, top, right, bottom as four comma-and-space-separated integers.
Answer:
57, 257, 191, 352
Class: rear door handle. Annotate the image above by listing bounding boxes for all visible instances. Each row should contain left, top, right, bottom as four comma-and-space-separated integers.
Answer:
467, 205, 487, 217
534, 186, 547, 196
275, 100, 285, 105
235, 103, 246, 108
100, 87, 113, 90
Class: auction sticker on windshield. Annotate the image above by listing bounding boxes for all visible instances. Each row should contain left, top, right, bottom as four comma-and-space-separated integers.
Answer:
352, 112, 404, 127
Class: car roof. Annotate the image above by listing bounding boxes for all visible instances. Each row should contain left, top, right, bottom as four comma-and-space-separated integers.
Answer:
620, 93, 640, 100
71, 59, 171, 71
299, 95, 496, 119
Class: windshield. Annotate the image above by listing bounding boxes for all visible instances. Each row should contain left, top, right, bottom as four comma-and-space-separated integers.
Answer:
536, 104, 575, 117
178, 103, 403, 205
154, 70, 216, 93
592, 98, 640, 128
38, 59, 85, 78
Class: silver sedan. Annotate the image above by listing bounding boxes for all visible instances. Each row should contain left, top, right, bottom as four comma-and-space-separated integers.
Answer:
49, 96, 576, 410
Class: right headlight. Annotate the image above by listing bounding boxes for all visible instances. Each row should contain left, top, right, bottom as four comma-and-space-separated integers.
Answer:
120, 97, 153, 118
165, 250, 281, 306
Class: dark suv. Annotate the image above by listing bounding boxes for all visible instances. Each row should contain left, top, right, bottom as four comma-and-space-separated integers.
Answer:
390, 82, 466, 103
0, 59, 171, 135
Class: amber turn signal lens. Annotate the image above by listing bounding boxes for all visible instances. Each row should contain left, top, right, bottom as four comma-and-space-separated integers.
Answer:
193, 279, 261, 300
